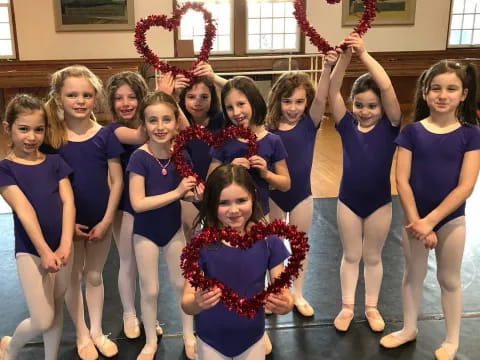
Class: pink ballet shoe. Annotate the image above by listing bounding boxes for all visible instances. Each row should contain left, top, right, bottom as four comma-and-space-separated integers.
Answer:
434, 342, 457, 360
92, 334, 118, 358
136, 344, 157, 360
380, 329, 418, 349
0, 336, 11, 360
184, 335, 196, 360
156, 321, 163, 336
334, 309, 354, 332
77, 338, 98, 360
294, 297, 314, 317
123, 315, 141, 339
365, 308, 385, 332
264, 332, 272, 355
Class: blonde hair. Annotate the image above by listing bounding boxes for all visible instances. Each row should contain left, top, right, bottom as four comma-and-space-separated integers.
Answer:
266, 72, 315, 131
45, 65, 104, 148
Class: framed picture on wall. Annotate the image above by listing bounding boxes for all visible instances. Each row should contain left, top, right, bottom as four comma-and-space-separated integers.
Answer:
342, 0, 417, 26
54, 0, 135, 32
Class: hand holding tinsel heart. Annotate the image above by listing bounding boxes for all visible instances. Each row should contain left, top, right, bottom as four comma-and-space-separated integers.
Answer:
134, 2, 216, 79
293, 0, 377, 54
172, 125, 258, 185
181, 219, 309, 318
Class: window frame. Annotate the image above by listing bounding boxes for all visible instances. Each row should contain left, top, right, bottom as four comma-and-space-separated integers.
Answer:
447, 0, 480, 48
173, 0, 305, 57
0, 0, 17, 59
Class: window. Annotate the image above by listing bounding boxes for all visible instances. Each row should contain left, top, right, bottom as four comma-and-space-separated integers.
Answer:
177, 0, 301, 55
0, 0, 14, 58
448, 0, 480, 47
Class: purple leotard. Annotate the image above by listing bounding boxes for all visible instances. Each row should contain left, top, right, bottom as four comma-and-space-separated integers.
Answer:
395, 122, 480, 231
270, 114, 319, 212
107, 122, 139, 214
195, 234, 289, 357
126, 149, 182, 247
211, 132, 288, 215
45, 127, 124, 228
336, 111, 400, 218
0, 155, 72, 256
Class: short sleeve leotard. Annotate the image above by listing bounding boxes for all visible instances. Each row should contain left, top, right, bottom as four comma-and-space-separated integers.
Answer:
0, 155, 72, 256
211, 132, 288, 215
126, 149, 183, 247
195, 234, 290, 357
270, 114, 319, 212
395, 122, 480, 231
107, 122, 139, 214
44, 127, 124, 228
336, 112, 400, 218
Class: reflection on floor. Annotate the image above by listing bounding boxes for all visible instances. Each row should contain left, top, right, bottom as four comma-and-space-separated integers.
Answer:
0, 197, 479, 359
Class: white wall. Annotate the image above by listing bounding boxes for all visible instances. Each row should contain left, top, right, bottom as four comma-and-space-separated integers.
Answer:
14, 0, 451, 61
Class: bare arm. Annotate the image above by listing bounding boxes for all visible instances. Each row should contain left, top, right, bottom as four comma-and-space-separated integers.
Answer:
395, 147, 421, 223
55, 177, 75, 264
309, 50, 338, 127
193, 61, 227, 88
265, 263, 293, 315
263, 159, 291, 192
114, 126, 146, 145
328, 48, 352, 123
207, 159, 222, 178
181, 280, 222, 316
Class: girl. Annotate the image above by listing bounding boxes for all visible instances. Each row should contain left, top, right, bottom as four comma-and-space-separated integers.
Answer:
380, 61, 480, 360
105, 71, 163, 339
208, 76, 291, 217
328, 34, 402, 332
267, 50, 339, 317
181, 163, 293, 360
44, 65, 124, 360
0, 94, 75, 360
127, 91, 203, 360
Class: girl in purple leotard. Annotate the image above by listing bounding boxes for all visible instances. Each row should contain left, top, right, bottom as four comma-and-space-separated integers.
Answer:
44, 65, 124, 360
266, 50, 339, 317
380, 61, 480, 360
181, 164, 293, 360
0, 94, 75, 360
328, 34, 402, 332
127, 91, 203, 360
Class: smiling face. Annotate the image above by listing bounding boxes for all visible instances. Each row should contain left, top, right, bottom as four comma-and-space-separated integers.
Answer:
58, 76, 96, 122
184, 82, 212, 123
424, 71, 467, 115
280, 87, 307, 124
143, 102, 178, 145
114, 84, 139, 123
4, 109, 46, 158
217, 182, 253, 233
352, 89, 383, 129
223, 88, 253, 128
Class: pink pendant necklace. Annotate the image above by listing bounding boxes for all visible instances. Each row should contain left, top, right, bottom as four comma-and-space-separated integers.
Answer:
147, 143, 171, 176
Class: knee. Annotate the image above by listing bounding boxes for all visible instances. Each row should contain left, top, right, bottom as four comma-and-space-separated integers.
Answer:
362, 252, 382, 267
141, 283, 159, 303
85, 271, 103, 287
437, 272, 461, 293
32, 312, 55, 332
342, 251, 361, 265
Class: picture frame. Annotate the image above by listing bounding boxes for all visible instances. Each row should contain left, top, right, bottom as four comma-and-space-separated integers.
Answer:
342, 0, 417, 26
53, 0, 135, 32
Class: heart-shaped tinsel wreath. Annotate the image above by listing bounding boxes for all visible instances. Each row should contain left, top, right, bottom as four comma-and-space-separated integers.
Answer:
172, 125, 258, 185
181, 219, 310, 318
134, 2, 216, 79
294, 0, 377, 54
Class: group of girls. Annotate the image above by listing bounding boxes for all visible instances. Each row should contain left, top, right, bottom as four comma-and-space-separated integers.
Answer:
0, 31, 479, 360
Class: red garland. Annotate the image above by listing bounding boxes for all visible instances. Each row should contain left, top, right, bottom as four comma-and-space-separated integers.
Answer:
134, 2, 216, 79
181, 220, 310, 318
293, 0, 377, 53
172, 125, 258, 185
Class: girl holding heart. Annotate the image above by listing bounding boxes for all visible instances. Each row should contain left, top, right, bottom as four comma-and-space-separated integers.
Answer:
181, 163, 293, 360
328, 33, 402, 333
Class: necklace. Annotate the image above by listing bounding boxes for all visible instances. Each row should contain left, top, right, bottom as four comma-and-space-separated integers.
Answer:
146, 143, 171, 176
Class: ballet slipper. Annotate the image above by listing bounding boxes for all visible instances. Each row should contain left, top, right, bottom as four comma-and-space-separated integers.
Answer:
0, 336, 11, 360
434, 342, 457, 360
136, 344, 157, 360
155, 320, 163, 336
184, 335, 196, 360
264, 332, 272, 355
123, 315, 141, 339
380, 329, 418, 349
92, 334, 118, 358
365, 308, 385, 332
294, 297, 314, 317
77, 338, 99, 360
334, 309, 354, 332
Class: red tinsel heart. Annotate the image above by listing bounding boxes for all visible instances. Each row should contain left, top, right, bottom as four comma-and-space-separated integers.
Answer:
293, 0, 377, 54
181, 219, 310, 318
172, 125, 258, 185
134, 2, 216, 79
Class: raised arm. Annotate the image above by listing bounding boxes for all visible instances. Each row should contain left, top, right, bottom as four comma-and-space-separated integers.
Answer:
344, 33, 402, 126
156, 72, 190, 130
309, 50, 339, 127
328, 47, 352, 123
114, 126, 146, 145
193, 61, 228, 88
